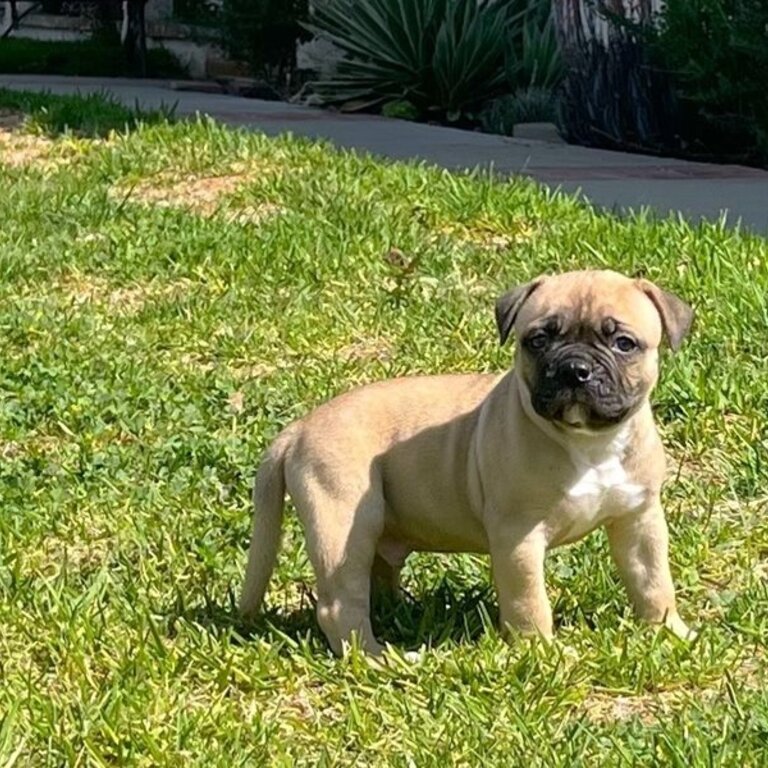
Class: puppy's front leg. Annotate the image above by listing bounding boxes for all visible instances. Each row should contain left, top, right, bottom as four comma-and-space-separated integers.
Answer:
606, 501, 693, 640
489, 527, 552, 640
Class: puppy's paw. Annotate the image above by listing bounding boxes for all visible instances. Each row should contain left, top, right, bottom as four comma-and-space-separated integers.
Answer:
664, 613, 697, 642
382, 644, 425, 666
499, 618, 554, 645
358, 644, 424, 669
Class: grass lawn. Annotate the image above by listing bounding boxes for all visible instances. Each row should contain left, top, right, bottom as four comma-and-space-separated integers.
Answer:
0, 90, 767, 766
0, 88, 175, 138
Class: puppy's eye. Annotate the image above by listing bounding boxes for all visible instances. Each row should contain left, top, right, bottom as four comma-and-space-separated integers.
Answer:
526, 333, 549, 351
613, 335, 637, 353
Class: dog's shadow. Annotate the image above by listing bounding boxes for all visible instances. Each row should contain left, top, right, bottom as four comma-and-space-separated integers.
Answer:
167, 582, 499, 653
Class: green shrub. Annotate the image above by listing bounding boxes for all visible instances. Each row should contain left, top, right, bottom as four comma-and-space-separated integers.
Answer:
306, 0, 514, 122
478, 1, 563, 137
644, 0, 768, 165
559, 0, 768, 167
381, 99, 421, 121
172, 0, 221, 25
479, 87, 558, 136
220, 0, 309, 81
0, 36, 185, 78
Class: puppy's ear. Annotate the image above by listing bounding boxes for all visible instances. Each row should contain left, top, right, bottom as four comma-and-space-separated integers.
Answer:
638, 280, 694, 351
495, 278, 544, 346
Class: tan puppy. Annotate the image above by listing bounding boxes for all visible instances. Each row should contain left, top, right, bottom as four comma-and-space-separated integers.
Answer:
240, 269, 695, 655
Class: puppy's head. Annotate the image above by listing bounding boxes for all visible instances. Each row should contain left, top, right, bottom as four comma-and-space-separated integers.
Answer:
496, 270, 693, 432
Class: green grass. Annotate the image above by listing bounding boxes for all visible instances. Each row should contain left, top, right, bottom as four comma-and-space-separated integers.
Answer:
0, 87, 176, 138
0, 36, 186, 78
1, 91, 767, 765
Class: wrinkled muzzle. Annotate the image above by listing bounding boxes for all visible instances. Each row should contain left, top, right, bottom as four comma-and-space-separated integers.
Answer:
529, 344, 639, 429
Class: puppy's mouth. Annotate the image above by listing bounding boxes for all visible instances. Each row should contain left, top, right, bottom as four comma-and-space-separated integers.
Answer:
531, 385, 633, 432
552, 402, 628, 432
560, 403, 591, 429
524, 343, 643, 432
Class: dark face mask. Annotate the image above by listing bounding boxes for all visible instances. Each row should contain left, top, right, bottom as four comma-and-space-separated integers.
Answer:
522, 322, 648, 430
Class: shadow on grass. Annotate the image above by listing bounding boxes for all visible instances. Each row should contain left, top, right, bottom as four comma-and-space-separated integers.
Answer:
167, 581, 500, 654
0, 87, 176, 139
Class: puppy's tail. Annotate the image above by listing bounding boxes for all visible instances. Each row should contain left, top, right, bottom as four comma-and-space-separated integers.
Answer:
239, 432, 291, 619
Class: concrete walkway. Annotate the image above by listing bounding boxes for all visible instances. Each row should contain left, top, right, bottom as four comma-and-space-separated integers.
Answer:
3, 74, 767, 235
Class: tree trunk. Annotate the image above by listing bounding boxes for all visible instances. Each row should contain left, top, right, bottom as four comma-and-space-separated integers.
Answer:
123, 0, 148, 77
554, 0, 659, 51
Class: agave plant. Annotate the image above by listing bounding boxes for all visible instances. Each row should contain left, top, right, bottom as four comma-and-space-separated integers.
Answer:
505, 1, 564, 92
305, 0, 514, 121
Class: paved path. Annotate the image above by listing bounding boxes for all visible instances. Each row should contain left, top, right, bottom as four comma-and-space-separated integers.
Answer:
3, 74, 767, 234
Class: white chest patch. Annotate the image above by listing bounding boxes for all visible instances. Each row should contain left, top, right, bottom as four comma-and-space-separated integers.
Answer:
567, 457, 646, 508
560, 435, 648, 541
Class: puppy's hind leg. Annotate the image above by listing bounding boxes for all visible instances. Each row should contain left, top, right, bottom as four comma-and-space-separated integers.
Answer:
370, 554, 404, 624
371, 554, 402, 597
291, 471, 387, 656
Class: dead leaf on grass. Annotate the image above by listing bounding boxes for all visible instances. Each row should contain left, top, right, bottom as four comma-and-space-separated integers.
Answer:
338, 336, 394, 363
384, 247, 419, 274
228, 391, 245, 414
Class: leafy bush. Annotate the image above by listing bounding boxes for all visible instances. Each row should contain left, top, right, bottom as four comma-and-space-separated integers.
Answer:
305, 0, 514, 122
479, 1, 564, 137
172, 0, 221, 25
558, 0, 768, 167
479, 87, 558, 136
220, 0, 309, 83
0, 36, 185, 78
644, 0, 768, 165
381, 99, 421, 121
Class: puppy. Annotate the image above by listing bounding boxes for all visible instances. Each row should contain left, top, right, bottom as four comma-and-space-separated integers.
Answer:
240, 269, 695, 655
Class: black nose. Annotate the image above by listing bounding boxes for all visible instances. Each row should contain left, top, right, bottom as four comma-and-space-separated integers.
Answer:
562, 359, 592, 384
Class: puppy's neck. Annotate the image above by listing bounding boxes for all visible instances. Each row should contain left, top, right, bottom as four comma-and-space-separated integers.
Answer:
513, 371, 635, 465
